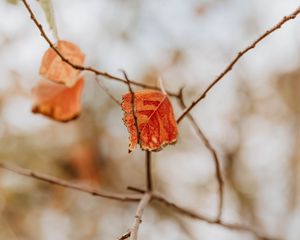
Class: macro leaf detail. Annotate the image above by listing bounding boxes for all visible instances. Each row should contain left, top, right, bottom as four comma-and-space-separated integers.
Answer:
122, 90, 178, 152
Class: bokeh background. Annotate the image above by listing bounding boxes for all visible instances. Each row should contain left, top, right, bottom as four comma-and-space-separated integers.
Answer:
0, 0, 300, 239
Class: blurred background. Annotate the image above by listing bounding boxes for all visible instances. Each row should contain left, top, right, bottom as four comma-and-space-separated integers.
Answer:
0, 0, 300, 239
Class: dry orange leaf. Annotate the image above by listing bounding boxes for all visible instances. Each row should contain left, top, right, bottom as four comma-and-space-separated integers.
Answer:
122, 90, 178, 152
32, 77, 84, 122
39, 40, 85, 87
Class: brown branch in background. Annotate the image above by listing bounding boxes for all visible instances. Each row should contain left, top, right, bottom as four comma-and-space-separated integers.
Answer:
0, 160, 277, 240
128, 187, 279, 240
146, 151, 152, 191
177, 88, 224, 221
129, 193, 152, 240
17, 0, 299, 239
177, 6, 300, 123
0, 162, 141, 202
95, 75, 121, 106
20, 0, 179, 98
154, 194, 279, 240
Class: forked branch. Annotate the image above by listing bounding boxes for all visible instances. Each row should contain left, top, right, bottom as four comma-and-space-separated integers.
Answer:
129, 193, 152, 240
0, 161, 278, 240
129, 187, 279, 240
95, 75, 121, 106
20, 0, 179, 97
177, 88, 224, 222
154, 194, 279, 240
14, 1, 300, 239
177, 6, 300, 123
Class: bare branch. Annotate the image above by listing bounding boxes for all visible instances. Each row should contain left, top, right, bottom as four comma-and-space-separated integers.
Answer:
153, 193, 279, 240
129, 193, 152, 240
127, 186, 145, 194
177, 6, 300, 123
177, 88, 224, 221
0, 162, 141, 202
20, 0, 179, 98
123, 72, 153, 191
0, 159, 278, 240
15, 1, 298, 239
145, 151, 152, 191
123, 71, 140, 153
128, 187, 279, 240
95, 75, 121, 106
116, 232, 131, 240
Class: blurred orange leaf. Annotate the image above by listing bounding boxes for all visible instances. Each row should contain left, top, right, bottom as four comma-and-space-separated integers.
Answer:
122, 90, 178, 152
32, 77, 84, 122
39, 40, 85, 87
68, 142, 101, 186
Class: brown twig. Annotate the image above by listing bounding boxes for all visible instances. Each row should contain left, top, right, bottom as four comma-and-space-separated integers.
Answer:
117, 232, 131, 240
120, 152, 152, 240
17, 1, 298, 239
0, 160, 277, 240
127, 186, 145, 194
154, 194, 280, 240
127, 187, 278, 240
123, 71, 152, 190
123, 73, 153, 239
0, 162, 141, 202
20, 0, 179, 98
129, 192, 152, 240
95, 75, 121, 106
177, 88, 224, 221
146, 151, 152, 191
177, 6, 300, 123
123, 71, 141, 153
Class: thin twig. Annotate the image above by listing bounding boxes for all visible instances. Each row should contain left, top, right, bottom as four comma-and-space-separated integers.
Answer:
129, 193, 152, 240
127, 186, 145, 193
158, 77, 166, 95
145, 151, 152, 191
124, 151, 153, 240
154, 194, 279, 240
0, 160, 277, 240
123, 71, 140, 153
177, 6, 300, 123
95, 75, 121, 106
177, 88, 224, 221
128, 187, 279, 240
20, 0, 179, 98
116, 232, 131, 240
0, 162, 141, 202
